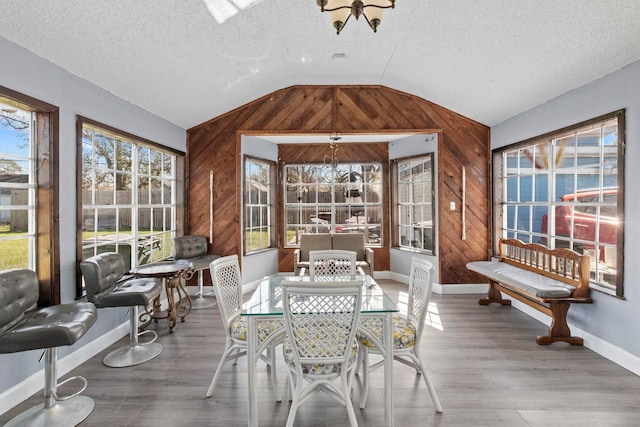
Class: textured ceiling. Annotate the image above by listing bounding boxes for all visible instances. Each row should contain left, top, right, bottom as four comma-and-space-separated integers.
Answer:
2, 0, 640, 130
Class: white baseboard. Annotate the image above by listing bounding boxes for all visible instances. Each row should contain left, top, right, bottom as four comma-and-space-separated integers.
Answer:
506, 294, 640, 377
388, 271, 489, 295
388, 271, 409, 285
386, 276, 640, 376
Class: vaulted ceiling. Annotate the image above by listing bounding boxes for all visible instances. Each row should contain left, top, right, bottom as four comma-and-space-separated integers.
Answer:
2, 0, 640, 129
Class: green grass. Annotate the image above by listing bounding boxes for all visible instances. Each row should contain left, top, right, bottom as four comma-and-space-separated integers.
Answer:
245, 230, 270, 252
0, 225, 29, 270
244, 229, 299, 252
1, 226, 174, 272
2, 227, 299, 271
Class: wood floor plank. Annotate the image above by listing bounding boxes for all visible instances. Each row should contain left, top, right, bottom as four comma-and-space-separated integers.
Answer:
2, 280, 640, 426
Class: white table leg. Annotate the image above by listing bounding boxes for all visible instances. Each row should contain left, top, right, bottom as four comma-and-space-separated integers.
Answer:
247, 316, 258, 427
383, 311, 394, 427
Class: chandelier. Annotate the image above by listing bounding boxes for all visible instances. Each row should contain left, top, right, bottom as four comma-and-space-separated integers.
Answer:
316, 0, 396, 35
325, 133, 341, 169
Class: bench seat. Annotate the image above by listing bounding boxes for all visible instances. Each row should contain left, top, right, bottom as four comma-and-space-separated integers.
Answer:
466, 261, 574, 299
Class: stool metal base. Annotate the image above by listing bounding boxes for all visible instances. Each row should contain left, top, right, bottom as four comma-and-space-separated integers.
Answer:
4, 395, 95, 427
103, 342, 163, 368
189, 268, 216, 310
190, 294, 216, 309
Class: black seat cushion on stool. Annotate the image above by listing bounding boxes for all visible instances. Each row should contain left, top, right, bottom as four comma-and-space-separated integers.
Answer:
173, 235, 219, 270
0, 269, 39, 334
0, 303, 97, 354
0, 269, 97, 354
80, 252, 160, 308
173, 235, 207, 259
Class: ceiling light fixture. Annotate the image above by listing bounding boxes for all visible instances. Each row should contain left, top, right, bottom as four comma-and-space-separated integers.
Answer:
326, 132, 341, 168
316, 0, 396, 35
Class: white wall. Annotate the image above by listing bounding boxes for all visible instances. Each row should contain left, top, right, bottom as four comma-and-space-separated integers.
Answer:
388, 133, 439, 278
0, 36, 186, 412
491, 60, 640, 361
239, 135, 279, 291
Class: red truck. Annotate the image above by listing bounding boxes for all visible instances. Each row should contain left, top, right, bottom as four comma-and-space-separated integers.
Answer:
541, 188, 618, 259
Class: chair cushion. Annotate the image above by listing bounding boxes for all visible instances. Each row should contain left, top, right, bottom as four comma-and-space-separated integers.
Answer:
283, 338, 358, 375
332, 233, 366, 261
229, 318, 282, 342
0, 269, 39, 334
79, 252, 127, 303
230, 317, 247, 341
299, 234, 332, 262
173, 235, 208, 259
358, 314, 417, 350
95, 277, 160, 308
0, 301, 97, 354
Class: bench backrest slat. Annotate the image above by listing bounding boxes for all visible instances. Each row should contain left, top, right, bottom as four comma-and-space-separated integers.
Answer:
498, 238, 591, 298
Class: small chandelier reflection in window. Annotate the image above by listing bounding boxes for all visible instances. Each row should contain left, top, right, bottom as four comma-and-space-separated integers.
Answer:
316, 0, 396, 35
326, 133, 341, 169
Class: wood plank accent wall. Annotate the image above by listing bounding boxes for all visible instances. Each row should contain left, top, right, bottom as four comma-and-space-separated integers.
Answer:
187, 85, 490, 284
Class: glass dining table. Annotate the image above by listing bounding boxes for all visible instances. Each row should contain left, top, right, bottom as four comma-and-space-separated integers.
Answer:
242, 274, 399, 427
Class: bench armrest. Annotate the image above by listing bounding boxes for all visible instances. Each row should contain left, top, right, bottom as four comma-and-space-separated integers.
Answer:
294, 249, 301, 275
365, 247, 374, 275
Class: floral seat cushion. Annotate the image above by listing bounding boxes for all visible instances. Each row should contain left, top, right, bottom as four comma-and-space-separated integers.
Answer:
230, 318, 282, 342
283, 338, 358, 376
358, 314, 416, 350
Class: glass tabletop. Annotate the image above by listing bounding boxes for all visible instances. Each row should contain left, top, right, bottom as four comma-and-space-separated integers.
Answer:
242, 274, 398, 316
131, 260, 193, 277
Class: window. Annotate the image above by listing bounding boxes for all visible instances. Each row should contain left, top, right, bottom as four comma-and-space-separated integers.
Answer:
493, 111, 624, 296
392, 154, 435, 253
284, 162, 382, 246
0, 87, 58, 306
78, 117, 183, 296
0, 103, 36, 271
243, 156, 276, 254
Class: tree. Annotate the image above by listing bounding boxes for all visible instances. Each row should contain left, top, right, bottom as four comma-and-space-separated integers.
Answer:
0, 159, 23, 175
82, 128, 132, 191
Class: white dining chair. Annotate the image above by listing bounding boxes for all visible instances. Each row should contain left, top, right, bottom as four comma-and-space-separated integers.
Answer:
281, 280, 363, 427
357, 257, 443, 412
205, 255, 281, 401
308, 249, 358, 279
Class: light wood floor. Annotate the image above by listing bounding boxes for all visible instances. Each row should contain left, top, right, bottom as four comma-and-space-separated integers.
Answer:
2, 280, 640, 427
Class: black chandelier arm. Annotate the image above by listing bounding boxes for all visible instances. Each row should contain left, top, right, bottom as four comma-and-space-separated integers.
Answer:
362, 14, 379, 32
335, 13, 353, 34
320, 1, 395, 12
321, 4, 352, 12
362, 4, 395, 10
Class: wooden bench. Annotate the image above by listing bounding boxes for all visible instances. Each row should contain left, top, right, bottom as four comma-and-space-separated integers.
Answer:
467, 238, 592, 345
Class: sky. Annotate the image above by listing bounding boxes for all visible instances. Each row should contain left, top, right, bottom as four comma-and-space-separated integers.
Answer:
0, 105, 31, 160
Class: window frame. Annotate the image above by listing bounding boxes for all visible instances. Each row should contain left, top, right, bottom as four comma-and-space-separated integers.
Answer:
76, 116, 184, 298
391, 153, 436, 254
0, 86, 59, 306
283, 161, 384, 247
492, 110, 625, 297
243, 155, 277, 255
